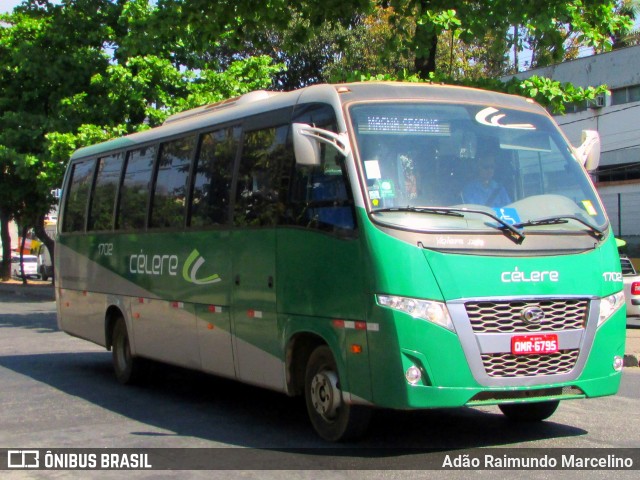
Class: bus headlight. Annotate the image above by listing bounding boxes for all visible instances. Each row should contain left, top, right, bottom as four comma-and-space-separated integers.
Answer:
377, 295, 455, 332
598, 291, 624, 327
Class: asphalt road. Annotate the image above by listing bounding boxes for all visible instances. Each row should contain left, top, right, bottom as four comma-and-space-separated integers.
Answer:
0, 288, 638, 479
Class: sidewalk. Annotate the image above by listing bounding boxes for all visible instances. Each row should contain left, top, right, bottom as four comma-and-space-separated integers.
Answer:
0, 280, 639, 366
0, 279, 55, 301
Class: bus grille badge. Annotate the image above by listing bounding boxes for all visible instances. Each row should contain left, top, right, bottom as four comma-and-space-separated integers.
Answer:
521, 307, 545, 324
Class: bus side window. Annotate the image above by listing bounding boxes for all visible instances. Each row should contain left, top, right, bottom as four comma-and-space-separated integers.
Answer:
88, 153, 125, 231
62, 159, 96, 233
289, 154, 355, 232
234, 125, 290, 227
117, 145, 157, 231
287, 103, 355, 233
190, 127, 239, 227
149, 136, 196, 229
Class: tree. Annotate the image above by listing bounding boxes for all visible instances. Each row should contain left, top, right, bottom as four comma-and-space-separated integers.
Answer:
0, 147, 25, 279
379, 1, 632, 77
47, 55, 284, 162
0, 0, 118, 279
613, 0, 640, 49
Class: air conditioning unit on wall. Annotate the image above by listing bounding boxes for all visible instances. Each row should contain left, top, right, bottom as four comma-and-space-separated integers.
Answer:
589, 94, 606, 109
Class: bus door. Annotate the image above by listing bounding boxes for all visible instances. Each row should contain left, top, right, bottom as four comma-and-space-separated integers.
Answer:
190, 127, 240, 380
229, 123, 290, 391
230, 230, 281, 389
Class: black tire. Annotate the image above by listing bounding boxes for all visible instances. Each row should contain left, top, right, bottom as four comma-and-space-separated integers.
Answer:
499, 400, 559, 422
112, 317, 144, 385
304, 345, 371, 442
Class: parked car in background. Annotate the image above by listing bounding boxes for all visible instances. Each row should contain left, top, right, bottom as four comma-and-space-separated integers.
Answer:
11, 254, 39, 279
621, 255, 640, 327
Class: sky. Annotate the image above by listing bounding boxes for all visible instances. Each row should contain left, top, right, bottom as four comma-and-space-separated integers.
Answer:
1, 0, 27, 14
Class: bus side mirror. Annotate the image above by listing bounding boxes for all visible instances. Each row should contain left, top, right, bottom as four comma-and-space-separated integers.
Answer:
292, 123, 351, 166
574, 130, 600, 172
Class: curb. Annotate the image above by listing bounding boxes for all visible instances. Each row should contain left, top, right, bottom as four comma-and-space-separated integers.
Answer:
0, 282, 55, 301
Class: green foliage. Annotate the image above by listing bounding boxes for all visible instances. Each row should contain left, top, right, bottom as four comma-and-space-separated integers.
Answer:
514, 76, 609, 114
380, 0, 632, 76
46, 55, 284, 162
46, 124, 130, 166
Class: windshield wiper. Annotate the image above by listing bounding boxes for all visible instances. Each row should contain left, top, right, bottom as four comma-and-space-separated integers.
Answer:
514, 215, 605, 240
449, 207, 526, 244
373, 207, 464, 217
374, 206, 526, 244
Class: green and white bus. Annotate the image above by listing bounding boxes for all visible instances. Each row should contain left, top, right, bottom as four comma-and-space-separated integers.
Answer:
56, 82, 626, 441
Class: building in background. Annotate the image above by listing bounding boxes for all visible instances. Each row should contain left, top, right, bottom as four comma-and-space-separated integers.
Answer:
504, 45, 640, 251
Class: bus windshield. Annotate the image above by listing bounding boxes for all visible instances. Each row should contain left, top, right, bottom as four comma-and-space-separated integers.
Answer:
349, 102, 607, 236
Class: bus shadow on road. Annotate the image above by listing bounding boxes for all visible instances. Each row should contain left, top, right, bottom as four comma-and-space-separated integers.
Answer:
0, 350, 588, 456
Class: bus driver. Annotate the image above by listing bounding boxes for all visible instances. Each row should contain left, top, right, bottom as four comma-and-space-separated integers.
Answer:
462, 151, 510, 207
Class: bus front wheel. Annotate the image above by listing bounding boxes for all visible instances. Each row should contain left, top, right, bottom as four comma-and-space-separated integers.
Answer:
304, 345, 371, 442
498, 400, 559, 422
112, 317, 144, 385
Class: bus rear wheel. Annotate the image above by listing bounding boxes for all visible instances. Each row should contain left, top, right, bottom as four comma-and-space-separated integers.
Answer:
304, 345, 371, 442
112, 317, 144, 385
498, 400, 559, 422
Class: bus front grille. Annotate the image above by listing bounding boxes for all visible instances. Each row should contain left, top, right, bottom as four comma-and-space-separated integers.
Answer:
466, 299, 588, 334
481, 349, 580, 377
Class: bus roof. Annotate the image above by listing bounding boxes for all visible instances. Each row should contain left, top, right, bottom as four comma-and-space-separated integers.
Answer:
70, 82, 543, 161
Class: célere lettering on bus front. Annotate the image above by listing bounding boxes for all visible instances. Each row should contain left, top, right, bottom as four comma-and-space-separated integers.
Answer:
501, 267, 559, 283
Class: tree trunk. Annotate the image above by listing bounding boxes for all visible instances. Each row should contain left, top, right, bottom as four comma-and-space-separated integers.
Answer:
513, 25, 519, 73
0, 211, 12, 281
413, 26, 439, 78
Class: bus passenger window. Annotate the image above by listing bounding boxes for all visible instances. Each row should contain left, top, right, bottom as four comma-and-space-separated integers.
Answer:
88, 153, 124, 231
287, 103, 355, 233
117, 145, 157, 230
234, 125, 290, 227
150, 136, 196, 229
191, 127, 239, 227
62, 159, 96, 233
288, 150, 355, 233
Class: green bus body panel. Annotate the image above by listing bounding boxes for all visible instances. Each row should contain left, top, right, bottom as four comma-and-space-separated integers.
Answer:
280, 313, 372, 402
276, 228, 366, 320
576, 311, 625, 389
423, 237, 622, 300
61, 231, 232, 305
364, 222, 622, 301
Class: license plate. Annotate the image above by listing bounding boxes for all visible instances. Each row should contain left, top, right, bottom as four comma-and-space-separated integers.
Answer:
511, 334, 558, 355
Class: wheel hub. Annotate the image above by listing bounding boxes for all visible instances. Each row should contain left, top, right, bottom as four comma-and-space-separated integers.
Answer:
310, 370, 341, 419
